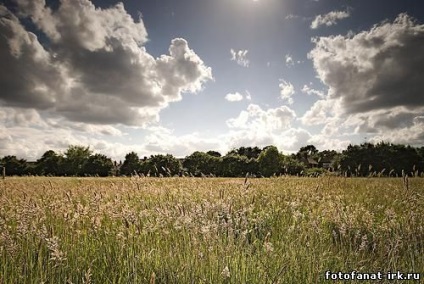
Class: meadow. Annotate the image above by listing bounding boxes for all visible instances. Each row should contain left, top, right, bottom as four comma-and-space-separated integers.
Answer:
0, 176, 423, 283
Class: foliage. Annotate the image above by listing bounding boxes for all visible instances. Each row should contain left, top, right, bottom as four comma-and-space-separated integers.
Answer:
304, 167, 326, 176
257, 146, 283, 177
63, 145, 93, 176
226, 146, 263, 159
206, 150, 222, 157
0, 156, 28, 176
297, 145, 319, 159
120, 152, 141, 176
1, 142, 423, 177
35, 150, 64, 176
220, 154, 251, 177
183, 151, 220, 176
84, 154, 114, 177
340, 142, 422, 176
282, 155, 305, 175
142, 154, 182, 177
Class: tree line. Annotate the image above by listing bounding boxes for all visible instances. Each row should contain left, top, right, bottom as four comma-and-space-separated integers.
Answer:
1, 142, 423, 177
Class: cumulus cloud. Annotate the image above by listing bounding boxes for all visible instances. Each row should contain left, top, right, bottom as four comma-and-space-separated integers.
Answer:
279, 80, 295, 104
311, 10, 350, 29
308, 134, 351, 152
230, 49, 250, 67
0, 1, 212, 126
368, 115, 424, 145
301, 99, 335, 125
307, 13, 424, 144
0, 5, 64, 109
143, 126, 224, 157
0, 107, 46, 128
226, 104, 296, 132
225, 126, 312, 154
0, 124, 130, 160
225, 92, 244, 102
0, 119, 224, 161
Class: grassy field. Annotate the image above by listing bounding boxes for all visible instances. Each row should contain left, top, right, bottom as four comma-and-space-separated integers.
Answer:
0, 176, 423, 283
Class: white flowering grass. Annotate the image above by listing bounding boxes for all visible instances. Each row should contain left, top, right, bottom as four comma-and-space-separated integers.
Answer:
0, 176, 423, 283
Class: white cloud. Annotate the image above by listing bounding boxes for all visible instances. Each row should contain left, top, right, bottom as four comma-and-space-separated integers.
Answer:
245, 90, 252, 101
279, 80, 295, 105
285, 54, 303, 67
143, 127, 224, 157
309, 135, 351, 152
301, 84, 325, 98
307, 13, 424, 145
0, 120, 225, 161
225, 92, 244, 102
301, 99, 334, 125
0, 1, 212, 127
285, 54, 294, 67
285, 14, 300, 20
225, 90, 253, 102
224, 126, 313, 154
226, 104, 296, 132
311, 10, 350, 29
230, 49, 250, 67
368, 115, 424, 145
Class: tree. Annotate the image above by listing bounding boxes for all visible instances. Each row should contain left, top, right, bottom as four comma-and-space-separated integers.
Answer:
339, 142, 422, 177
282, 155, 305, 175
1, 156, 28, 176
183, 151, 219, 176
206, 150, 221, 157
296, 145, 319, 160
63, 145, 92, 176
258, 146, 283, 177
221, 154, 250, 177
84, 154, 114, 177
120, 152, 141, 175
143, 154, 181, 176
36, 150, 63, 176
227, 146, 262, 159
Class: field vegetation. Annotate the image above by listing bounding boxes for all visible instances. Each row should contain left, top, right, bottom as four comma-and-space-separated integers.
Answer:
0, 176, 423, 283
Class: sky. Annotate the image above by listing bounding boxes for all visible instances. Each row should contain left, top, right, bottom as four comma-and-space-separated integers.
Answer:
1, 0, 424, 161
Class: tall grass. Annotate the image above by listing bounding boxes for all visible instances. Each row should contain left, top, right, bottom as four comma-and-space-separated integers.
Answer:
0, 176, 423, 283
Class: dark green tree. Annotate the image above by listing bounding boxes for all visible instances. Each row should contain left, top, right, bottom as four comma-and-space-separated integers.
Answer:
206, 150, 222, 157
296, 145, 319, 160
227, 146, 263, 159
36, 150, 63, 176
63, 145, 92, 176
143, 154, 182, 176
84, 154, 114, 177
340, 142, 422, 177
282, 155, 305, 175
183, 151, 219, 176
221, 154, 250, 177
120, 152, 141, 175
257, 146, 283, 177
1, 156, 28, 176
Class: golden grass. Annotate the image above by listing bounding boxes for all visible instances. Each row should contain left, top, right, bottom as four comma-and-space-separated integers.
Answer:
0, 176, 423, 283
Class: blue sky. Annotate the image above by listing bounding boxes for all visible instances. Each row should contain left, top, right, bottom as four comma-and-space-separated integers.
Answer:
1, 0, 424, 160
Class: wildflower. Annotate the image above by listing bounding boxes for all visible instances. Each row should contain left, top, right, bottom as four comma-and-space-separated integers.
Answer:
359, 234, 368, 251
221, 266, 230, 279
45, 236, 67, 265
264, 241, 274, 253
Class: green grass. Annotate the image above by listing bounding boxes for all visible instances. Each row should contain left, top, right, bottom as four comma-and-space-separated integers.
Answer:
0, 176, 423, 283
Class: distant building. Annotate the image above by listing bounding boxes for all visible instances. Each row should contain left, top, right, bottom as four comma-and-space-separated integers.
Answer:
319, 157, 334, 170
300, 156, 318, 168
